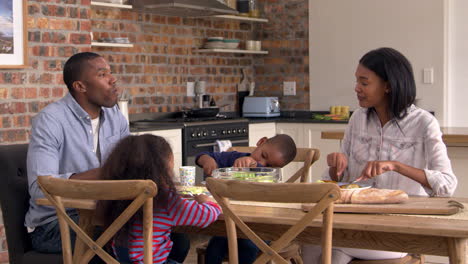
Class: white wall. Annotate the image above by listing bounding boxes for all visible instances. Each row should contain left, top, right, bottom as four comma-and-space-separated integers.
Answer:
448, 0, 468, 127
308, 0, 447, 124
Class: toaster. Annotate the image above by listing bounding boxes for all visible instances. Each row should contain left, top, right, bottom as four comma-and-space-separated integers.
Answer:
242, 96, 281, 117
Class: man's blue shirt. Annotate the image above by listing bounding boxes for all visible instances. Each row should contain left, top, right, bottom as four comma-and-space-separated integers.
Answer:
25, 93, 129, 227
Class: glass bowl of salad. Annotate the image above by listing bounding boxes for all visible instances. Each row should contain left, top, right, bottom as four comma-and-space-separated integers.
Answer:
211, 167, 280, 182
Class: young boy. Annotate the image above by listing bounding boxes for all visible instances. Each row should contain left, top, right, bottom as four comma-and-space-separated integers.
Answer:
195, 134, 297, 264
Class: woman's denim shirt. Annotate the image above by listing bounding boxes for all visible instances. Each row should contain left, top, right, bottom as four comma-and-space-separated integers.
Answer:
323, 105, 457, 197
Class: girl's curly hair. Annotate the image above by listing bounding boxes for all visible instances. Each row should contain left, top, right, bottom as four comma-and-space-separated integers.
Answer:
99, 134, 177, 246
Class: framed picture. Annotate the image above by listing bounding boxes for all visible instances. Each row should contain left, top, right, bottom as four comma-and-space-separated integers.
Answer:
0, 0, 27, 68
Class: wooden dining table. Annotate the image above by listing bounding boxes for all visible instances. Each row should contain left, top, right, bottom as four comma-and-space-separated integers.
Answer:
36, 197, 468, 264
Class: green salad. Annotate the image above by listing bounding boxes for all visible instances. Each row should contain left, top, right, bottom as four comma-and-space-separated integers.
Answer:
213, 168, 279, 182
230, 172, 276, 182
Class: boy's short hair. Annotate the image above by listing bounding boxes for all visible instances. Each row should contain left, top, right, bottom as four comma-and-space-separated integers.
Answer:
267, 134, 297, 165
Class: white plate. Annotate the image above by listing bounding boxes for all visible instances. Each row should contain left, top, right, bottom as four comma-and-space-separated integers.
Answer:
337, 182, 372, 190
204, 43, 226, 49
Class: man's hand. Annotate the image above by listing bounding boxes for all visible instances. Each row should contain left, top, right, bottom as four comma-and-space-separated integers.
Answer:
233, 156, 257, 167
197, 155, 218, 176
357, 161, 398, 181
327, 152, 348, 181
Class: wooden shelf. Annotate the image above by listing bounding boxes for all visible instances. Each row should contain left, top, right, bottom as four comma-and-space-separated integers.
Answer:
91, 42, 134, 48
212, 15, 268, 23
194, 48, 268, 54
90, 1, 132, 9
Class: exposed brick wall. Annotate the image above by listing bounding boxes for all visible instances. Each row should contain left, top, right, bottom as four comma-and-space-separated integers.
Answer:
0, 0, 309, 261
254, 0, 309, 110
91, 8, 256, 115
0, 0, 91, 145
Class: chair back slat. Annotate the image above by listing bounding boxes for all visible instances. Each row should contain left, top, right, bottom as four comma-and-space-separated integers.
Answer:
206, 178, 340, 264
37, 176, 157, 264
207, 178, 339, 204
38, 176, 157, 200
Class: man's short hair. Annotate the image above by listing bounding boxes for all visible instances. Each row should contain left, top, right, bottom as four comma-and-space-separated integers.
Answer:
267, 134, 297, 165
63, 52, 102, 92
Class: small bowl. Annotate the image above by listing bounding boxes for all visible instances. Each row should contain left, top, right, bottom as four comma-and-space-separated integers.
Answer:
207, 37, 224, 42
113, 37, 129, 44
222, 39, 240, 49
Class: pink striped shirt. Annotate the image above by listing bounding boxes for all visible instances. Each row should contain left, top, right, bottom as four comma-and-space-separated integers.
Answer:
126, 193, 221, 264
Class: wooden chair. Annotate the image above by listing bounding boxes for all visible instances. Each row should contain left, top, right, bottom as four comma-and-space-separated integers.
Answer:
196, 147, 320, 264
227, 146, 320, 183
350, 254, 425, 264
206, 178, 341, 264
0, 144, 62, 264
37, 176, 157, 264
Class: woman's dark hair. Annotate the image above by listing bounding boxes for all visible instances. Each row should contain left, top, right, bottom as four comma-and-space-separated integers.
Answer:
99, 134, 177, 245
359, 47, 416, 120
63, 52, 101, 93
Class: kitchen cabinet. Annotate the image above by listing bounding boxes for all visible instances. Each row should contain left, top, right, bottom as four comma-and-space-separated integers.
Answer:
90, 1, 134, 48
131, 129, 182, 181
303, 124, 346, 181
276, 123, 346, 182
276, 123, 304, 182
447, 147, 468, 198
248, 123, 276, 146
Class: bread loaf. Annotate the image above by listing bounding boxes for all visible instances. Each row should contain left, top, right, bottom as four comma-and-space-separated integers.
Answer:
336, 188, 408, 204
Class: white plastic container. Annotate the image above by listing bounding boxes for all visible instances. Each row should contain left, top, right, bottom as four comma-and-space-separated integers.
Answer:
117, 100, 129, 124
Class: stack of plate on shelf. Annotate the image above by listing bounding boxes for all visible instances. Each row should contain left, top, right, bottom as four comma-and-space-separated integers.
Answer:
204, 37, 240, 49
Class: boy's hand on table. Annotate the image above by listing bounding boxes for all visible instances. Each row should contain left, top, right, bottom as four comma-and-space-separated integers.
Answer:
233, 156, 257, 167
198, 155, 218, 176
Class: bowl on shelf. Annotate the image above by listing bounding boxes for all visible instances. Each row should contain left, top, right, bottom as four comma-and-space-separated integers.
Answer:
204, 37, 225, 49
212, 167, 280, 182
223, 39, 240, 49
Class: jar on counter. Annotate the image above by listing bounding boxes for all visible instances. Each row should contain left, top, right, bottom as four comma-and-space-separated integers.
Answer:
248, 0, 259, 17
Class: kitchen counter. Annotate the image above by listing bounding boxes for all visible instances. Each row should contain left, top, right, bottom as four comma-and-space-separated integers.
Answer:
248, 116, 348, 124
129, 111, 349, 132
247, 111, 349, 124
129, 122, 184, 133
321, 127, 468, 146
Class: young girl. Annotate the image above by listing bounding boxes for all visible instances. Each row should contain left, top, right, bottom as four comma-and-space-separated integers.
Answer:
100, 134, 221, 264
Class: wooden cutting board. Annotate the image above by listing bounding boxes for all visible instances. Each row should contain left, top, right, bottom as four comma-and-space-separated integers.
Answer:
302, 197, 464, 215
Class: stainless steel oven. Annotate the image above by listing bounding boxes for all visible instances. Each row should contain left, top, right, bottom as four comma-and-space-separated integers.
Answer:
183, 120, 249, 184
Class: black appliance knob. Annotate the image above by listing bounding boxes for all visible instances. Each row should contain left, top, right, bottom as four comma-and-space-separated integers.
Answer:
232, 129, 237, 134
203, 132, 208, 136
222, 130, 226, 135
197, 132, 201, 137
237, 129, 242, 133
243, 128, 247, 133
227, 130, 231, 134
191, 133, 196, 138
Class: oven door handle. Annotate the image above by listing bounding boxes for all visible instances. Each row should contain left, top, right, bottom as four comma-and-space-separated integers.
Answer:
194, 139, 249, 148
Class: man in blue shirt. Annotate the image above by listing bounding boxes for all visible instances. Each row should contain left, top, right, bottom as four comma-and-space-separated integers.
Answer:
25, 52, 130, 252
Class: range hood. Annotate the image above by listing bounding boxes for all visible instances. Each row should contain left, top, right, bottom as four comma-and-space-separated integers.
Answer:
132, 0, 239, 17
